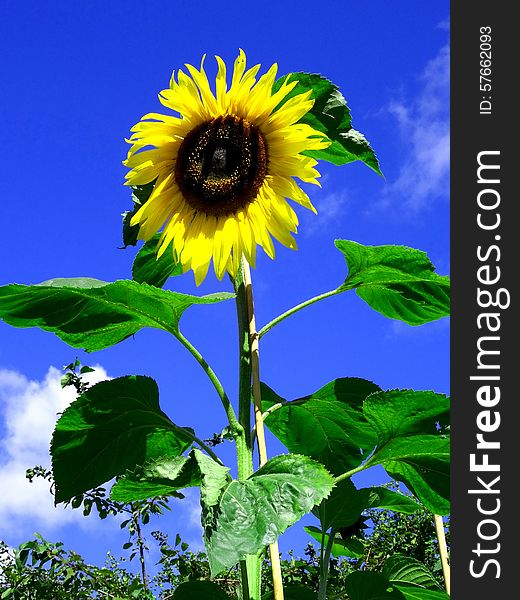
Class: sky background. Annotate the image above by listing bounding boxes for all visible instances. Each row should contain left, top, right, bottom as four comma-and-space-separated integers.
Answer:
0, 0, 449, 578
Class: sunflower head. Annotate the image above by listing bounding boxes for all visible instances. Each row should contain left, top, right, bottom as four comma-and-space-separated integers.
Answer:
124, 50, 329, 285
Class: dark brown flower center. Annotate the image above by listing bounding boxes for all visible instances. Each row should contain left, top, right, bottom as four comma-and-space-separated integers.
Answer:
175, 115, 268, 216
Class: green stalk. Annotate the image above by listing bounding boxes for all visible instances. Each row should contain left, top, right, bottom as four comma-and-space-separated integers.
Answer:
232, 263, 260, 600
318, 528, 336, 600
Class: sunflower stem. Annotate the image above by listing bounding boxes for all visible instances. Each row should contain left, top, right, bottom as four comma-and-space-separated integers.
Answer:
434, 514, 450, 595
242, 258, 285, 600
233, 263, 259, 600
258, 289, 339, 339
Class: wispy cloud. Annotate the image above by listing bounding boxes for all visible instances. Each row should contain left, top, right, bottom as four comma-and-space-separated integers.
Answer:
302, 179, 350, 237
378, 40, 450, 213
0, 365, 109, 537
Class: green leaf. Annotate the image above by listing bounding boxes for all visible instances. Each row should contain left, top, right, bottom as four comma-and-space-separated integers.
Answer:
393, 588, 449, 600
122, 182, 155, 248
203, 454, 334, 575
51, 376, 194, 503
345, 571, 405, 600
172, 580, 231, 599
262, 586, 317, 600
367, 487, 420, 514
132, 233, 183, 288
383, 555, 443, 591
304, 526, 364, 559
0, 278, 234, 352
384, 459, 450, 516
362, 390, 450, 515
262, 378, 380, 475
335, 240, 450, 325
111, 449, 230, 503
363, 390, 449, 442
273, 73, 382, 175
314, 479, 370, 530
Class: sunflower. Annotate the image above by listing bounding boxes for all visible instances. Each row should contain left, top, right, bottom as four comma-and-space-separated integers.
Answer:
124, 50, 329, 285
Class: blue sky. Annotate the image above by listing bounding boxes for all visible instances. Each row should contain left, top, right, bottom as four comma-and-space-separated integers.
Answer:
0, 0, 449, 575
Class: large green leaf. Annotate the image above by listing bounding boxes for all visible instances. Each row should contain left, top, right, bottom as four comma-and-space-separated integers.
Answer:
383, 555, 443, 591
363, 390, 450, 514
363, 390, 449, 442
304, 526, 364, 559
0, 278, 233, 351
172, 580, 231, 599
335, 240, 450, 325
344, 571, 405, 600
132, 234, 183, 288
262, 378, 380, 475
384, 459, 450, 516
273, 73, 382, 175
393, 588, 449, 600
51, 376, 194, 503
314, 479, 370, 530
203, 454, 334, 575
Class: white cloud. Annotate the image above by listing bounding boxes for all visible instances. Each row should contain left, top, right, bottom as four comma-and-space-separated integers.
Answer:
379, 41, 450, 212
0, 365, 109, 537
303, 189, 350, 236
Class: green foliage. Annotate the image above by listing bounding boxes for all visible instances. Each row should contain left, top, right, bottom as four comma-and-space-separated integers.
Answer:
203, 454, 335, 576
51, 375, 194, 503
171, 580, 232, 599
132, 234, 183, 288
273, 73, 382, 175
363, 390, 450, 515
262, 379, 450, 514
305, 526, 364, 559
0, 536, 150, 599
262, 377, 380, 475
0, 278, 233, 352
335, 241, 450, 326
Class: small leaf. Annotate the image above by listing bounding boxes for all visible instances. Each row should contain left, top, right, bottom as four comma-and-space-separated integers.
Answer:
111, 448, 229, 503
304, 526, 364, 559
0, 278, 234, 352
51, 376, 194, 503
367, 487, 420, 514
132, 234, 183, 288
262, 378, 380, 475
122, 182, 155, 248
203, 454, 334, 575
172, 580, 231, 599
336, 240, 450, 325
273, 73, 382, 175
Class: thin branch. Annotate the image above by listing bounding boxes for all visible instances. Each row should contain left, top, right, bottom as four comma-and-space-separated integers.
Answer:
258, 289, 339, 339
